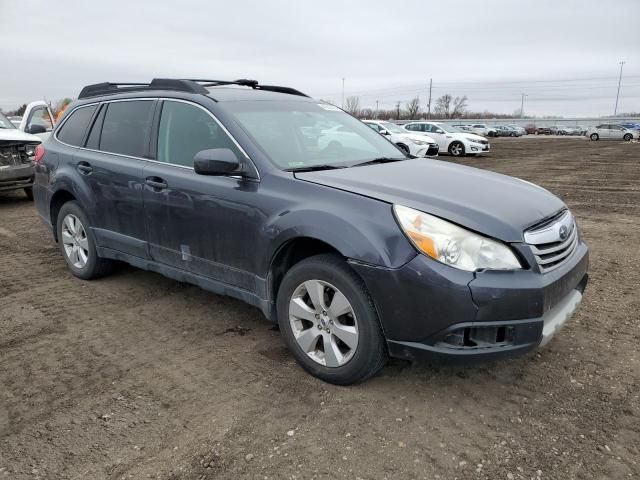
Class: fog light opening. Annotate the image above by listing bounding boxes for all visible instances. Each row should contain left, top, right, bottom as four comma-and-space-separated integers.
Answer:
438, 325, 515, 349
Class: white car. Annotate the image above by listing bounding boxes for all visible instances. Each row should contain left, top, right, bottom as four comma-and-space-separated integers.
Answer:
16, 101, 55, 140
469, 123, 498, 137
586, 124, 638, 141
362, 120, 439, 157
403, 121, 490, 157
0, 111, 42, 199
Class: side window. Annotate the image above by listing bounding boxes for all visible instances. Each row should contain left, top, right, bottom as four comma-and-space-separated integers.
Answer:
26, 106, 54, 132
157, 101, 242, 167
85, 104, 106, 149
56, 105, 97, 146
366, 123, 381, 132
100, 100, 154, 157
405, 124, 417, 132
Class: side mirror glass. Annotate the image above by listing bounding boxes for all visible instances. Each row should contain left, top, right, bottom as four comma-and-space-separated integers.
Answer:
379, 129, 390, 135
193, 148, 241, 176
27, 124, 47, 135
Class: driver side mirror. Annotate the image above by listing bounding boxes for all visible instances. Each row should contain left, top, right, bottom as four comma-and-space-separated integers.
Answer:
193, 148, 242, 176
435, 129, 445, 134
26, 124, 47, 135
379, 129, 390, 135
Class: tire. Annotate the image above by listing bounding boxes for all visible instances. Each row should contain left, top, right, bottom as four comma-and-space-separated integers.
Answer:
56, 201, 114, 280
448, 141, 465, 157
590, 133, 599, 141
24, 187, 34, 201
276, 254, 388, 385
510, 132, 516, 137
623, 133, 632, 141
396, 143, 410, 155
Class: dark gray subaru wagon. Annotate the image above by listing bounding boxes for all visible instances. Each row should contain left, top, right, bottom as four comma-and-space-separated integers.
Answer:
33, 79, 589, 384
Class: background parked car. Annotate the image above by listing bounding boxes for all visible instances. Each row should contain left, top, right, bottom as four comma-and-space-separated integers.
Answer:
506, 124, 527, 135
0, 111, 41, 200
363, 120, 439, 157
467, 123, 498, 137
525, 124, 538, 134
403, 121, 490, 156
495, 125, 521, 137
587, 124, 639, 141
536, 126, 552, 135
621, 122, 640, 134
574, 125, 587, 136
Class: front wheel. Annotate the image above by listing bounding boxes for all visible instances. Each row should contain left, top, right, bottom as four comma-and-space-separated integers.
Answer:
623, 133, 632, 141
590, 133, 599, 141
276, 254, 387, 385
56, 201, 114, 280
448, 141, 465, 157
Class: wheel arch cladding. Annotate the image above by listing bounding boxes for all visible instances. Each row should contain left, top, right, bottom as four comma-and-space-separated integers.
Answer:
50, 189, 77, 241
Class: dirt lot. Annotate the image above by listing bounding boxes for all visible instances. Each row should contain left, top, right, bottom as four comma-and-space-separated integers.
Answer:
1, 137, 639, 480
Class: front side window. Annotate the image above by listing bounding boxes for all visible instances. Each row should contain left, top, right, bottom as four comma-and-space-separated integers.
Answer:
26, 106, 54, 132
56, 105, 97, 146
99, 100, 154, 157
224, 100, 404, 170
157, 101, 242, 167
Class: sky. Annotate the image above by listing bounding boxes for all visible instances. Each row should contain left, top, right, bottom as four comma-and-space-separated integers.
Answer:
1, 0, 638, 117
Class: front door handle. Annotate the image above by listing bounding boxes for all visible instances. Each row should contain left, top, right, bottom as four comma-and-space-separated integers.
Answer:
145, 176, 168, 190
77, 161, 93, 174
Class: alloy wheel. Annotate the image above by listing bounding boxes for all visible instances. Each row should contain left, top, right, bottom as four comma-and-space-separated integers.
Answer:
450, 143, 463, 156
61, 214, 89, 269
288, 279, 358, 367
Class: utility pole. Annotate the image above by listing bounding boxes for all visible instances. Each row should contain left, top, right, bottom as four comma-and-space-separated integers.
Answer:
427, 78, 433, 119
396, 101, 401, 120
341, 78, 345, 109
614, 61, 625, 116
520, 93, 527, 118
375, 100, 379, 119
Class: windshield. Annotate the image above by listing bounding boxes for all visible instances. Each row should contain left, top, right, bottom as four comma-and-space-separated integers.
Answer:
0, 112, 17, 129
225, 101, 405, 170
436, 124, 461, 133
376, 121, 406, 134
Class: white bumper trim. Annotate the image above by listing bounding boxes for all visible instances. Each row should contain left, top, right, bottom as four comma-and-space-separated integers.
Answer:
540, 289, 583, 347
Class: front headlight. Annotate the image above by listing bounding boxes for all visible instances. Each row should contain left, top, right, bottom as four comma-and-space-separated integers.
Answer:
466, 137, 483, 144
393, 205, 522, 271
410, 139, 430, 146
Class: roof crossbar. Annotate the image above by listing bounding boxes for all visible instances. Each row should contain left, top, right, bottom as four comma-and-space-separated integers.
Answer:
78, 78, 308, 99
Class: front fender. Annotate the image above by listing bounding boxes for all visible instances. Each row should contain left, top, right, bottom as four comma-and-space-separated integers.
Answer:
261, 200, 416, 274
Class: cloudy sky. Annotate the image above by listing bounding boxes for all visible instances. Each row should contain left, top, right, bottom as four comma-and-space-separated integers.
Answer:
1, 0, 638, 117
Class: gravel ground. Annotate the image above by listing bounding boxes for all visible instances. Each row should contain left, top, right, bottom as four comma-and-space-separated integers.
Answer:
1, 137, 638, 480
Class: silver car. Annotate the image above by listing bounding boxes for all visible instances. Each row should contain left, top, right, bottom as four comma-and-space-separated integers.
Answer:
587, 124, 638, 141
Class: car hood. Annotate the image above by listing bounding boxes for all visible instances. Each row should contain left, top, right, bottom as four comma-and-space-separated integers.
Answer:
0, 129, 41, 143
295, 159, 565, 242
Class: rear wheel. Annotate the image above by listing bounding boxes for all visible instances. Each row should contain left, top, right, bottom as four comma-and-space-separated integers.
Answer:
448, 141, 465, 157
276, 254, 387, 385
56, 201, 114, 280
623, 133, 632, 141
24, 187, 33, 201
590, 133, 599, 141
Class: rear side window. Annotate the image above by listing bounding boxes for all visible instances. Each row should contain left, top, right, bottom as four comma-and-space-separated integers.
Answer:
156, 101, 242, 167
56, 105, 97, 146
99, 100, 154, 157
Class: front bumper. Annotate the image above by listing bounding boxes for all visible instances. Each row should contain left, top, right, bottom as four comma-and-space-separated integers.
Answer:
413, 144, 439, 157
351, 240, 588, 363
467, 142, 490, 154
0, 163, 34, 192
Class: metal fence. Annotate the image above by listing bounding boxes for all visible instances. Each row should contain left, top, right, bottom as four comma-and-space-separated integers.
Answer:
429, 117, 640, 129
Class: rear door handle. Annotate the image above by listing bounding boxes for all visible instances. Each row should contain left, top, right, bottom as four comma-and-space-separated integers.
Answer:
77, 161, 93, 174
145, 176, 168, 190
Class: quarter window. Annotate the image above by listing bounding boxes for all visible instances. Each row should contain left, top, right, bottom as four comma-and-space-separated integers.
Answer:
157, 101, 242, 167
99, 101, 154, 157
56, 105, 97, 146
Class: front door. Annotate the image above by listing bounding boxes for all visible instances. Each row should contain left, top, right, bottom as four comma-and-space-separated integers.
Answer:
142, 99, 260, 292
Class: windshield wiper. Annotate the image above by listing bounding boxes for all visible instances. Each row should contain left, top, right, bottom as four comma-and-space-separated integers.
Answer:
285, 164, 348, 173
350, 157, 406, 168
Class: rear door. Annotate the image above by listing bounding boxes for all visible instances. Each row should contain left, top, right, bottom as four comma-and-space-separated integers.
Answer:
76, 99, 154, 258
142, 99, 260, 291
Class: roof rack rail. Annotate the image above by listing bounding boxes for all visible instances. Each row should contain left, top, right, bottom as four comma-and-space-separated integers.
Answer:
78, 78, 308, 99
